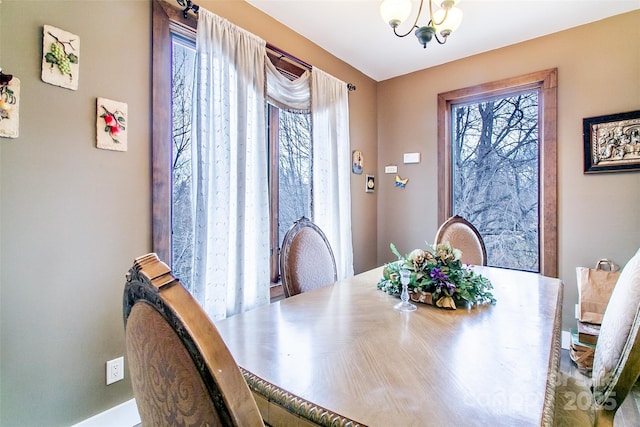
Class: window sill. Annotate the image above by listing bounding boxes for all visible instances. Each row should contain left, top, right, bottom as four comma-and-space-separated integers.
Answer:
270, 283, 285, 303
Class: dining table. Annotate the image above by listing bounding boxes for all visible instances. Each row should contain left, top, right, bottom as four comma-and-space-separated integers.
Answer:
214, 265, 564, 427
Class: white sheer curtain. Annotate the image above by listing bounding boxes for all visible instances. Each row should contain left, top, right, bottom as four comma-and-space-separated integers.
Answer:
191, 8, 270, 320
312, 68, 354, 280
265, 59, 310, 109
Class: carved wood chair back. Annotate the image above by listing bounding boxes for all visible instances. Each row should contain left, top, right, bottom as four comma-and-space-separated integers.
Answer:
123, 253, 264, 426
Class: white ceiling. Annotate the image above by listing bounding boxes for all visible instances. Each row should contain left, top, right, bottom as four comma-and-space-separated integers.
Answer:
247, 0, 640, 82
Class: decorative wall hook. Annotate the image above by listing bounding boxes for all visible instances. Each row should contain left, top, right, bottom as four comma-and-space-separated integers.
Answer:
0, 68, 13, 86
177, 0, 199, 18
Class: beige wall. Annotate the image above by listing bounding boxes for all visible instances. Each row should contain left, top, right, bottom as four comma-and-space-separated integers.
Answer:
1, 0, 637, 424
0, 0, 377, 425
377, 10, 640, 331
1, 1, 152, 425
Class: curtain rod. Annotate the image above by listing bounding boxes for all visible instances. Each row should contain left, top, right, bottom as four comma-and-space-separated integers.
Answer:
266, 43, 311, 71
176, 0, 199, 18
174, 0, 356, 92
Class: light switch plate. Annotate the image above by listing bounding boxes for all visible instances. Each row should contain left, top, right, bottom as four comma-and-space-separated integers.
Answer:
403, 152, 421, 164
384, 165, 397, 174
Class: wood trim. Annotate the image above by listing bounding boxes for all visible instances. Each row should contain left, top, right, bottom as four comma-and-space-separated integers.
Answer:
151, 0, 175, 265
269, 284, 285, 302
241, 369, 363, 427
437, 68, 558, 277
152, 0, 196, 266
266, 50, 307, 80
268, 105, 281, 283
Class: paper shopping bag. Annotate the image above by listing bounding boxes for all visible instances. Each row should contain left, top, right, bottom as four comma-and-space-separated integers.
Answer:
576, 259, 619, 325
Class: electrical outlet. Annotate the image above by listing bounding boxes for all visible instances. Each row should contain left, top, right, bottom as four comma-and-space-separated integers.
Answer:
106, 357, 124, 385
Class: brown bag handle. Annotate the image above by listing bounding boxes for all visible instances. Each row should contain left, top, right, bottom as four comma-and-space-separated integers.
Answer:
595, 258, 617, 271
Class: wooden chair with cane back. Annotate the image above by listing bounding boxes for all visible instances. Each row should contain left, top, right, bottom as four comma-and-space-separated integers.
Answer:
434, 214, 487, 266
280, 216, 338, 298
123, 253, 264, 426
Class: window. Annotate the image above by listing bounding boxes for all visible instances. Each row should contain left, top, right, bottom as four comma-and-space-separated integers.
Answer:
268, 105, 312, 283
170, 33, 196, 290
151, 0, 196, 275
437, 69, 558, 277
153, 1, 310, 292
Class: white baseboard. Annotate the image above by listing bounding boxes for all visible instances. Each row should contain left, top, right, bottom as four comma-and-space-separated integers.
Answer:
71, 399, 140, 427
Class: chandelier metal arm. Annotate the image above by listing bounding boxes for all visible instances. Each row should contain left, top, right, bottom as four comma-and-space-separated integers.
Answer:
392, 0, 426, 38
432, 32, 448, 45
429, 0, 450, 27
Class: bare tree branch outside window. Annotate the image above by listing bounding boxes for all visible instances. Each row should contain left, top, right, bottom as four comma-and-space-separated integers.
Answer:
171, 36, 196, 291
452, 90, 540, 271
276, 108, 312, 247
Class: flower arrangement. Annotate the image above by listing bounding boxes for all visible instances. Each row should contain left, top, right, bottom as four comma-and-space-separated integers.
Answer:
377, 242, 496, 309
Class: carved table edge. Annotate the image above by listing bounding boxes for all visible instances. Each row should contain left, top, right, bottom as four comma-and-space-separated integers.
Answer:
541, 281, 564, 427
240, 367, 368, 427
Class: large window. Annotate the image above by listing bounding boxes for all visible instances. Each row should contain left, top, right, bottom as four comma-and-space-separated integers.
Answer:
153, 1, 310, 294
451, 90, 540, 271
268, 105, 312, 282
438, 69, 558, 277
170, 34, 196, 289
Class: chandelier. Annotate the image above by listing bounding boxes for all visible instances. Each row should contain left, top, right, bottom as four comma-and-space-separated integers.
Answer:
380, 0, 463, 48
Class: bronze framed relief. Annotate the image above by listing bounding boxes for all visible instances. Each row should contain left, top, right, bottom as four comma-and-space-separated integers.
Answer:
583, 110, 640, 173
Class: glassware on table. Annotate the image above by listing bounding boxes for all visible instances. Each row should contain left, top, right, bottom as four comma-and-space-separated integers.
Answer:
394, 269, 417, 312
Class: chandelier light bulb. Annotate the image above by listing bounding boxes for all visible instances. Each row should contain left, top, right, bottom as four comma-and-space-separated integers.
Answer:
380, 0, 463, 47
440, 0, 460, 8
433, 6, 463, 36
380, 0, 412, 28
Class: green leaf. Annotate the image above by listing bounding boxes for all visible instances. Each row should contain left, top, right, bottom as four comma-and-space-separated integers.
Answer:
67, 53, 78, 64
45, 52, 58, 64
390, 243, 402, 260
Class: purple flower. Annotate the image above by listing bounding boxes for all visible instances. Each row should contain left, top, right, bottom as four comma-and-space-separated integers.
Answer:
430, 267, 448, 282
445, 281, 456, 294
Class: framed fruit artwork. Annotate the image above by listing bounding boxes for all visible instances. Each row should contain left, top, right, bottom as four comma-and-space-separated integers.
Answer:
41, 25, 80, 90
96, 97, 127, 152
0, 72, 19, 138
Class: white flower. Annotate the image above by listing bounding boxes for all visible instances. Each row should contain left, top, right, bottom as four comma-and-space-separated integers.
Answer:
409, 249, 425, 264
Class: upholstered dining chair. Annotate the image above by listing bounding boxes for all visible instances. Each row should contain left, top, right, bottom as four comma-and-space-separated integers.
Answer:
554, 248, 640, 427
434, 215, 487, 266
123, 253, 264, 427
280, 216, 337, 298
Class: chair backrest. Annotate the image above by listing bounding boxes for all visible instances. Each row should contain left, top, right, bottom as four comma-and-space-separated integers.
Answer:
591, 247, 640, 425
434, 215, 487, 266
123, 253, 264, 427
280, 216, 337, 298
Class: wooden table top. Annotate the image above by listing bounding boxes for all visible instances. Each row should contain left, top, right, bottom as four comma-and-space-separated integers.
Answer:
215, 266, 563, 427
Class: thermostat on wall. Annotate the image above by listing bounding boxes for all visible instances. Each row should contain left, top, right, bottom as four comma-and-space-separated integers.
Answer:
384, 165, 398, 174
403, 152, 421, 164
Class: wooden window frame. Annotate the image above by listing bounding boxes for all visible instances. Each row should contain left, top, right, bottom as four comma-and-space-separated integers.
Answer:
151, 0, 196, 265
437, 68, 558, 277
152, 1, 305, 300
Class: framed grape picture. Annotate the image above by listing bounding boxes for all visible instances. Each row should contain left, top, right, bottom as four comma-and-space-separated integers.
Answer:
41, 25, 80, 90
